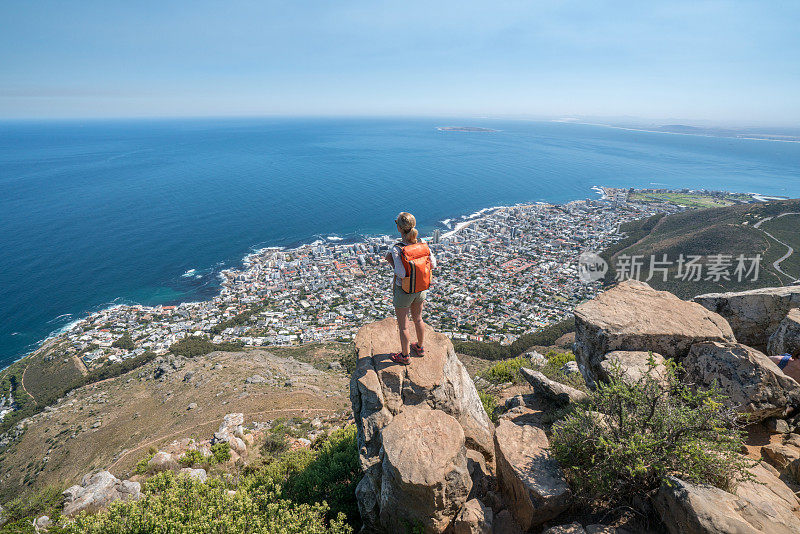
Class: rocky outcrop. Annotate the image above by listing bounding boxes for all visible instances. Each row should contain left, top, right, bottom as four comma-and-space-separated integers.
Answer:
654, 463, 800, 534
378, 407, 471, 533
762, 433, 800, 482
453, 498, 493, 534
494, 419, 571, 530
694, 286, 800, 350
519, 368, 588, 406
62, 470, 141, 517
683, 341, 800, 420
213, 412, 247, 454
574, 280, 735, 386
147, 451, 178, 472
596, 350, 668, 386
350, 318, 493, 532
768, 308, 800, 356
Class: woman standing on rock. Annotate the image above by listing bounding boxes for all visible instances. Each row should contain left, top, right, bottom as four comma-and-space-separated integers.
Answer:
384, 212, 436, 365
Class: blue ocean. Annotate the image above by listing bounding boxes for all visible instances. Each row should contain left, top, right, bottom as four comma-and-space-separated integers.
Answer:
2, 117, 800, 368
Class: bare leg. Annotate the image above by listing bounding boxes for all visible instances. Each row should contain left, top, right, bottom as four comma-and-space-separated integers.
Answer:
395, 307, 411, 356
410, 299, 425, 350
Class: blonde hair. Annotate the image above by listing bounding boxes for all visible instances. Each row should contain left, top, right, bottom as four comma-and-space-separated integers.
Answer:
396, 212, 418, 244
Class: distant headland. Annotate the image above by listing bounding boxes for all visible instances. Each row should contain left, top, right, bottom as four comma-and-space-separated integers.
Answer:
436, 126, 498, 132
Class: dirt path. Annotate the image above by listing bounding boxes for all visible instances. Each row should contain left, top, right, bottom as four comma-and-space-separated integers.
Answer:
753, 212, 800, 281
19, 363, 36, 403
108, 406, 336, 473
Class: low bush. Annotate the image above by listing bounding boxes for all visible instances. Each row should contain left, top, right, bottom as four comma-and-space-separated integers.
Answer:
478, 391, 498, 423
56, 428, 361, 533
169, 337, 244, 358
550, 356, 752, 508
59, 471, 351, 534
482, 356, 529, 384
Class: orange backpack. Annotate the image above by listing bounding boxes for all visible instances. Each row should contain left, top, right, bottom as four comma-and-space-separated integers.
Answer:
396, 242, 432, 294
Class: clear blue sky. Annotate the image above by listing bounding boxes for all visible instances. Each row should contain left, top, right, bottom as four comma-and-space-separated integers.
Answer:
1, 0, 798, 125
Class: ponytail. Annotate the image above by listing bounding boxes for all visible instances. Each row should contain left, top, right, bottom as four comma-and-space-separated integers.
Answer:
395, 211, 418, 244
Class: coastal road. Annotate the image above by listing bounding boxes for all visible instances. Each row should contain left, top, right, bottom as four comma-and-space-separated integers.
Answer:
107, 405, 337, 473
753, 212, 800, 281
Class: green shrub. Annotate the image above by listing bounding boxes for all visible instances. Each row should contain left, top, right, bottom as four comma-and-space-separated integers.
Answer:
169, 337, 244, 358
178, 449, 206, 468
482, 356, 529, 384
112, 333, 135, 350
210, 442, 231, 464
535, 350, 586, 391
59, 471, 351, 533
550, 357, 752, 507
284, 427, 362, 526
478, 391, 498, 424
134, 452, 156, 475
177, 443, 230, 469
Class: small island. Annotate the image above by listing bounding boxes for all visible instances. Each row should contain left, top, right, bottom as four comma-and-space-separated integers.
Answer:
436, 126, 498, 132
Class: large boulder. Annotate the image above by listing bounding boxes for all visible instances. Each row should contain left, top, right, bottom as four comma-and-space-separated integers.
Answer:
494, 419, 571, 530
62, 471, 141, 517
768, 308, 800, 357
694, 286, 800, 351
379, 407, 472, 533
519, 367, 588, 405
574, 280, 735, 386
654, 462, 800, 534
684, 341, 800, 421
596, 350, 669, 387
350, 318, 493, 532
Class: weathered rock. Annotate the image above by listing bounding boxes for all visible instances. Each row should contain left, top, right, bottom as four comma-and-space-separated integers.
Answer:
187, 402, 198, 411
543, 524, 587, 534
179, 467, 208, 482
492, 509, 523, 534
597, 350, 669, 386
519, 367, 588, 405
768, 418, 792, 434
575, 280, 735, 386
684, 341, 800, 421
379, 407, 471, 533
768, 308, 800, 357
62, 470, 142, 517
452, 498, 493, 534
527, 350, 547, 366
350, 318, 494, 531
694, 287, 800, 351
560, 360, 581, 377
34, 515, 51, 532
654, 463, 800, 534
214, 412, 246, 450
245, 374, 267, 384
494, 419, 571, 530
762, 435, 800, 481
147, 451, 177, 472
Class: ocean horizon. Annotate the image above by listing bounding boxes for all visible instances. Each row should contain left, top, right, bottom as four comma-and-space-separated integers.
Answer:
2, 116, 800, 368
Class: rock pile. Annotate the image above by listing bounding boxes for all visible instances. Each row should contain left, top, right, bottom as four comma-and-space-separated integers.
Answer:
694, 286, 800, 351
62, 471, 141, 517
574, 280, 735, 386
350, 318, 493, 532
352, 283, 800, 533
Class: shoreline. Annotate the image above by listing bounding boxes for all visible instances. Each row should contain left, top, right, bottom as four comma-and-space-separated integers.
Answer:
0, 186, 783, 373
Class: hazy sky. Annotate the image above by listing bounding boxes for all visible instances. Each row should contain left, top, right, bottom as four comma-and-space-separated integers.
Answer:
1, 1, 798, 124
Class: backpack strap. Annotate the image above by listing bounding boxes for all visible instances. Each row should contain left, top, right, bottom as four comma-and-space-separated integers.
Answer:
779, 354, 792, 370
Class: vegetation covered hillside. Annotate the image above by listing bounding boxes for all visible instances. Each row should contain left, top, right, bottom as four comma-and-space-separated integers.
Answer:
601, 199, 800, 298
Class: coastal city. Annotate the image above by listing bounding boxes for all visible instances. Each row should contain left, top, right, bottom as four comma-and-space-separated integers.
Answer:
27, 187, 701, 372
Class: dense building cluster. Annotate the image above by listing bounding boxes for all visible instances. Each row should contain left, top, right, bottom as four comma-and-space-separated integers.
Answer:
45, 190, 677, 370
